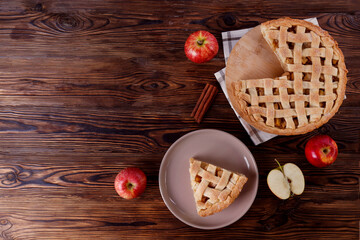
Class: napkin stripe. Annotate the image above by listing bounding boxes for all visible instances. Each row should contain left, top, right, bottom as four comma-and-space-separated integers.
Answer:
225, 32, 232, 63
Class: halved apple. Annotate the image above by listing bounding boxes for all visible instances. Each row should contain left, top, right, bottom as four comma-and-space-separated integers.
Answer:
267, 160, 305, 200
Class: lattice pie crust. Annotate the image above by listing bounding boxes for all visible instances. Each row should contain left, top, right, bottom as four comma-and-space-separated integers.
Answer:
233, 18, 347, 135
189, 158, 248, 217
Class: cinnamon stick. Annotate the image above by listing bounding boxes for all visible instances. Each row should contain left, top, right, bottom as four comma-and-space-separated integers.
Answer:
191, 83, 218, 123
196, 86, 218, 123
191, 83, 209, 118
194, 85, 214, 120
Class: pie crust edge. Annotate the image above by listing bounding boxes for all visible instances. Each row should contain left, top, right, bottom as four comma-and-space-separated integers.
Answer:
198, 172, 248, 217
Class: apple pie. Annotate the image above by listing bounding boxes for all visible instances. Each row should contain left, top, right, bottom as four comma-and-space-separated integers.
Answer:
189, 157, 248, 217
232, 18, 347, 135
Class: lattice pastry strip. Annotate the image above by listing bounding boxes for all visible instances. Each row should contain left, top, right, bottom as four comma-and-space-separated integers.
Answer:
189, 158, 248, 217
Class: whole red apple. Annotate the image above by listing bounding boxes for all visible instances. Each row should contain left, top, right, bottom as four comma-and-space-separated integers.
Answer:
184, 30, 219, 63
114, 167, 147, 199
305, 135, 338, 168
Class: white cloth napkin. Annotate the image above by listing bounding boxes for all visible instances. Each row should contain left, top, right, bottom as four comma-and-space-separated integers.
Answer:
214, 18, 319, 145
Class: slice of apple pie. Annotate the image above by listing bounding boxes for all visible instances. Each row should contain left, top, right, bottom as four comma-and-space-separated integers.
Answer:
189, 157, 248, 217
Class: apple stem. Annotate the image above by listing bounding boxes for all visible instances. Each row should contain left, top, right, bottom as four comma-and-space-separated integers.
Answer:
275, 159, 283, 173
322, 148, 329, 154
126, 182, 133, 190
197, 39, 204, 46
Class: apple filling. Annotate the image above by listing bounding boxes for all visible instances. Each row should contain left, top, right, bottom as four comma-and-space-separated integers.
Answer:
201, 196, 209, 203
195, 175, 202, 183
287, 26, 297, 33
273, 39, 279, 48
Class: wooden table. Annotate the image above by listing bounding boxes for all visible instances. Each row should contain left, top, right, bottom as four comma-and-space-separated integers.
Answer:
0, 1, 358, 239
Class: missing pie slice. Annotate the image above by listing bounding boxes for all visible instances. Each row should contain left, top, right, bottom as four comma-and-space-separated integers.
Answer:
189, 157, 248, 217
231, 17, 347, 135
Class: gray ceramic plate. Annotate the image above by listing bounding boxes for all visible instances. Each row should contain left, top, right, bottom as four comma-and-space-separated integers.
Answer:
159, 129, 258, 229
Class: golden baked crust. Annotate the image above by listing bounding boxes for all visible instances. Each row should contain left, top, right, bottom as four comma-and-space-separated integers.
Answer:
189, 158, 248, 217
232, 17, 347, 135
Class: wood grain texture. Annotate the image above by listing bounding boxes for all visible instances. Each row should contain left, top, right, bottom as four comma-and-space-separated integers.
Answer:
0, 0, 358, 239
